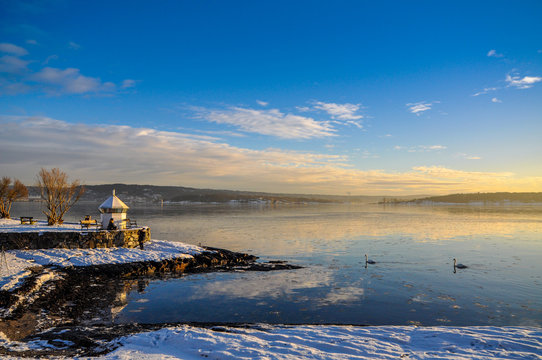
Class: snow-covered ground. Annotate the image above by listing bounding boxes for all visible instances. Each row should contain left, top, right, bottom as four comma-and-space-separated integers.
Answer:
0, 238, 206, 291
0, 218, 82, 232
101, 325, 542, 360
1, 324, 540, 359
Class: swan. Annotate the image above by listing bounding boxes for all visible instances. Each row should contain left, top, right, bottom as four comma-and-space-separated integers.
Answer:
453, 258, 468, 269
365, 254, 376, 265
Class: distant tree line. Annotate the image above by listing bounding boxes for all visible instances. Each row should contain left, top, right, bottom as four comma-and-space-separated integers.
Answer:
409, 192, 542, 204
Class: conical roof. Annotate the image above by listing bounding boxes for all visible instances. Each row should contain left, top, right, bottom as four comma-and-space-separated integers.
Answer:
99, 189, 129, 210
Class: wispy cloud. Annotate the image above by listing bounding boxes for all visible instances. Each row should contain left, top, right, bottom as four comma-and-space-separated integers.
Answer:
472, 87, 498, 97
0, 55, 30, 74
190, 129, 246, 138
406, 101, 439, 115
456, 153, 481, 160
29, 67, 116, 95
394, 145, 447, 152
0, 43, 28, 56
195, 106, 335, 139
68, 41, 81, 50
0, 45, 134, 96
256, 100, 268, 106
43, 54, 58, 65
487, 49, 503, 58
491, 97, 501, 103
26, 39, 38, 45
313, 101, 363, 120
505, 73, 542, 89
2, 116, 540, 194
121, 79, 136, 89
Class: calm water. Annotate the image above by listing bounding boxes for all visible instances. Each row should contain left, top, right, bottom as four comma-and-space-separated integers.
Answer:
12, 201, 542, 326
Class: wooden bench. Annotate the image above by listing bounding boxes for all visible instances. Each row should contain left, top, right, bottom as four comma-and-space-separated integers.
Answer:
20, 216, 36, 225
80, 215, 99, 229
123, 218, 138, 228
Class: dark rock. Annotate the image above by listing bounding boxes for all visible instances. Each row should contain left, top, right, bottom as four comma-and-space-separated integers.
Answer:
0, 245, 302, 357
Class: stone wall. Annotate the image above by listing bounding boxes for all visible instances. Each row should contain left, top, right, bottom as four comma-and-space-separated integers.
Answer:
0, 228, 151, 250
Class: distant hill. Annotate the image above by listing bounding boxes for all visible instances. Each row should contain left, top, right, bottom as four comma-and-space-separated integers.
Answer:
27, 184, 422, 204
406, 192, 542, 204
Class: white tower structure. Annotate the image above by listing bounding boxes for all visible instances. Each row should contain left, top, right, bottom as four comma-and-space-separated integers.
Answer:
99, 189, 129, 229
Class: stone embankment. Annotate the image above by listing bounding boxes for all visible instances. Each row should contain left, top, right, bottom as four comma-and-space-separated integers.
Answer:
0, 228, 151, 250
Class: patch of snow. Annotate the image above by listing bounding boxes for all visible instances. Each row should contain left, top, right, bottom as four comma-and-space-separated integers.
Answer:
1, 268, 61, 317
96, 325, 542, 360
0, 251, 33, 291
0, 332, 75, 353
0, 218, 82, 233
0, 240, 207, 292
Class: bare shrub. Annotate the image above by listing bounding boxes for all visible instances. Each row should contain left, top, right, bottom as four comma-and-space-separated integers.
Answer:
0, 177, 29, 218
37, 168, 85, 225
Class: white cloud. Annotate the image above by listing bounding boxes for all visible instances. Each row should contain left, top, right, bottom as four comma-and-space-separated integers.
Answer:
472, 87, 498, 96
491, 97, 501, 103
68, 41, 81, 49
29, 67, 115, 94
26, 39, 38, 45
313, 101, 363, 120
196, 106, 335, 139
361, 150, 379, 159
0, 55, 30, 74
423, 145, 446, 150
0, 46, 129, 96
487, 49, 503, 58
456, 153, 481, 160
505, 74, 542, 89
121, 79, 136, 89
2, 116, 541, 195
256, 100, 268, 106
394, 145, 446, 152
43, 54, 58, 65
406, 101, 438, 115
0, 43, 28, 56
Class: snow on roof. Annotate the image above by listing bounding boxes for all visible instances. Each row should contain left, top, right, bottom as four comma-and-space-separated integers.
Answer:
99, 189, 129, 210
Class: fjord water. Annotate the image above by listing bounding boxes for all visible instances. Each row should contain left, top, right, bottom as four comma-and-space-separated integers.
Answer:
14, 202, 542, 326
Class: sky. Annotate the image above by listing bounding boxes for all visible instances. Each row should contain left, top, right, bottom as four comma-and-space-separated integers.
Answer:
0, 0, 541, 195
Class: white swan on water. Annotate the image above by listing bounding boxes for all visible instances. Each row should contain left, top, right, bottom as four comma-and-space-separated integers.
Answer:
365, 254, 376, 265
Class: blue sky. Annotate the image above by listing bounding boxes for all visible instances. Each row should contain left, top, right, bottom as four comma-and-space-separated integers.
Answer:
1, 0, 541, 195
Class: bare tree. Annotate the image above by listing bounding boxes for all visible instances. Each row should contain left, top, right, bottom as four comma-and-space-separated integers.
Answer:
0, 177, 29, 218
37, 168, 85, 225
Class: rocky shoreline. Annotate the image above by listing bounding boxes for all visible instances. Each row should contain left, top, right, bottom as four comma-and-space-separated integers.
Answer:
0, 246, 301, 358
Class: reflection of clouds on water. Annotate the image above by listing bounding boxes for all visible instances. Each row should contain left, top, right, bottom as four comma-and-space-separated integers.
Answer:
189, 268, 334, 300
321, 286, 365, 305
189, 269, 369, 307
